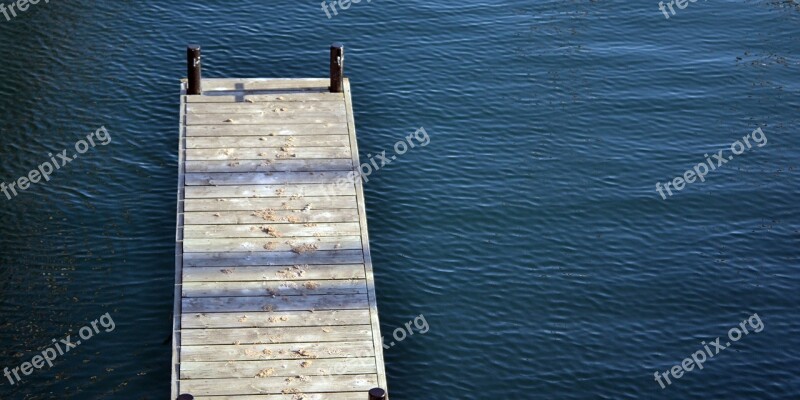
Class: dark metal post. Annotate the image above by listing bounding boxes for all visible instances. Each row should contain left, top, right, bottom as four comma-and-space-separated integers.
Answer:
176, 394, 194, 400
187, 45, 202, 95
330, 43, 344, 93
368, 388, 386, 400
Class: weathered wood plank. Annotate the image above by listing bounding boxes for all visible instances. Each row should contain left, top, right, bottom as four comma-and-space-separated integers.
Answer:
183, 250, 364, 267
182, 265, 366, 283
202, 78, 330, 91
184, 197, 357, 212
343, 78, 389, 391
187, 102, 345, 114
183, 236, 362, 253
181, 310, 371, 329
173, 81, 188, 400
184, 184, 354, 199
180, 357, 376, 379
180, 341, 374, 362
186, 92, 344, 103
182, 280, 367, 298
184, 209, 359, 225
183, 223, 361, 239
190, 394, 362, 400
186, 147, 351, 161
186, 159, 353, 173
186, 124, 348, 136
179, 374, 378, 396
180, 325, 372, 345
186, 135, 349, 149
182, 294, 370, 313
185, 171, 351, 186
183, 265, 363, 284
187, 113, 345, 126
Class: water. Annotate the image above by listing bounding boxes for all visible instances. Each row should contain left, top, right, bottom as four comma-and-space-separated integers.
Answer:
0, 1, 798, 398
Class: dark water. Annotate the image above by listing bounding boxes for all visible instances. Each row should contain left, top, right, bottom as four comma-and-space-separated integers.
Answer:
0, 1, 798, 399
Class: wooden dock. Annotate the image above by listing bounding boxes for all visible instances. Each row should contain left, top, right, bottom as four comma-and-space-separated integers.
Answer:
172, 45, 388, 400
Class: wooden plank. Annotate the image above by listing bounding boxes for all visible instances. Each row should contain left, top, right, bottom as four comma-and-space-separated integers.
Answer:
187, 102, 345, 114
183, 223, 361, 239
179, 374, 378, 396
180, 341, 374, 362
186, 92, 344, 103
183, 236, 363, 253
186, 147, 351, 161
202, 78, 330, 91
191, 394, 362, 400
186, 135, 349, 149
183, 250, 364, 267
186, 159, 353, 173
172, 81, 188, 400
184, 197, 357, 211
184, 209, 359, 225
180, 357, 377, 379
182, 280, 367, 297
187, 113, 345, 126
189, 108, 345, 118
181, 310, 371, 329
186, 124, 348, 136
184, 171, 351, 186
180, 325, 372, 345
182, 294, 370, 313
182, 265, 366, 283
343, 78, 389, 390
186, 159, 352, 173
184, 184, 354, 199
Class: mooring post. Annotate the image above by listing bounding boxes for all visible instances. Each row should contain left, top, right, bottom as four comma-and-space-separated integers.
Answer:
176, 394, 193, 400
368, 387, 386, 400
187, 45, 202, 95
330, 42, 344, 93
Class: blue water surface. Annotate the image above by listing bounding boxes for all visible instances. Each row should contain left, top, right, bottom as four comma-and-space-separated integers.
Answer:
0, 1, 798, 399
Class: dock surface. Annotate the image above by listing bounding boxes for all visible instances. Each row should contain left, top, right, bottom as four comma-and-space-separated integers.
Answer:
173, 78, 387, 399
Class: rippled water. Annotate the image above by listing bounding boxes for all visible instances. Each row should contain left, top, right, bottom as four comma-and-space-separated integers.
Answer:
0, 1, 798, 399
